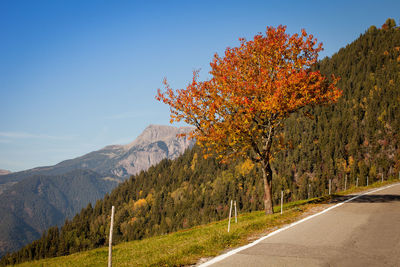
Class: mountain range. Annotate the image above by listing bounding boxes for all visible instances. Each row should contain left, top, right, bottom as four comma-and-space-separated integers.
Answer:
0, 125, 194, 194
0, 125, 194, 257
54, 124, 194, 177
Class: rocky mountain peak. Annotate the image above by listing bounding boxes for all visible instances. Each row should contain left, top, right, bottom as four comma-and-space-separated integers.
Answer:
51, 124, 195, 178
123, 124, 194, 150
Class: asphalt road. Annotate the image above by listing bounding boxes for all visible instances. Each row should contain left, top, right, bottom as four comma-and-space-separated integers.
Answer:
203, 183, 400, 267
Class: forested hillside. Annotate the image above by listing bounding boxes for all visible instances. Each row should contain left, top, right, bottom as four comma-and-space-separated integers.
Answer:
0, 170, 118, 257
2, 20, 399, 266
273, 19, 400, 199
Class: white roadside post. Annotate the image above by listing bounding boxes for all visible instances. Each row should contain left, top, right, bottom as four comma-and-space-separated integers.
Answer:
308, 184, 311, 199
234, 201, 237, 223
381, 173, 384, 183
281, 190, 283, 215
329, 179, 332, 195
345, 174, 347, 191
356, 177, 359, 187
367, 176, 369, 186
108, 206, 115, 267
227, 200, 233, 232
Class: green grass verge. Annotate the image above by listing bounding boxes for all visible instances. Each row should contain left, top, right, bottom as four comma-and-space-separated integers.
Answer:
12, 179, 400, 267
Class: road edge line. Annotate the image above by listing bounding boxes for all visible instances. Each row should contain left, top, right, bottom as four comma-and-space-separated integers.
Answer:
199, 182, 400, 267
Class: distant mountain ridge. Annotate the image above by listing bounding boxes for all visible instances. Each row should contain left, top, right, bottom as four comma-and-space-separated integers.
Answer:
0, 170, 12, 194
0, 169, 11, 176
0, 125, 194, 193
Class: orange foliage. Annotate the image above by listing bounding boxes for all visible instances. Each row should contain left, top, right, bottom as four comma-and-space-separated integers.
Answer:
157, 25, 341, 164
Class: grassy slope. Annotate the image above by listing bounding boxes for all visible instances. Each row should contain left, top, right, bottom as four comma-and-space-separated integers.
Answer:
13, 179, 400, 267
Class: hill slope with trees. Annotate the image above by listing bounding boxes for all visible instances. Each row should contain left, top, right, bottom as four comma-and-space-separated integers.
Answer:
0, 170, 118, 257
273, 19, 400, 199
1, 20, 399, 266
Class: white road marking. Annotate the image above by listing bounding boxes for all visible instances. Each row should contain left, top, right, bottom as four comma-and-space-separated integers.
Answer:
199, 183, 400, 266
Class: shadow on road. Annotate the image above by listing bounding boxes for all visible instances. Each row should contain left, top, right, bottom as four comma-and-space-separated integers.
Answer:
330, 194, 400, 204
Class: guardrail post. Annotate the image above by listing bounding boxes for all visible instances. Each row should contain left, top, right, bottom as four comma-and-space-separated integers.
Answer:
108, 206, 115, 267
227, 200, 233, 232
234, 201, 237, 223
329, 179, 331, 195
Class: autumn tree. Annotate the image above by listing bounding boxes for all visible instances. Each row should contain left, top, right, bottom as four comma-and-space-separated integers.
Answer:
382, 18, 396, 30
156, 25, 341, 214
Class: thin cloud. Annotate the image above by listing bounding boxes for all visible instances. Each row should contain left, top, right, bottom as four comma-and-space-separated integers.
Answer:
104, 112, 142, 120
0, 131, 76, 140
104, 111, 159, 120
109, 137, 134, 145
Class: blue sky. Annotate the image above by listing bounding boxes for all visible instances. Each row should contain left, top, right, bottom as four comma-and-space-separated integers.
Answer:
0, 0, 399, 172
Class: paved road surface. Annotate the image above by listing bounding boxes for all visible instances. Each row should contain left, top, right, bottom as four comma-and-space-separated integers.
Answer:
204, 183, 400, 267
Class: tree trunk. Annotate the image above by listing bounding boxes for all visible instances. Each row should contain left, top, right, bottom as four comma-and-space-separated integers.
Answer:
261, 161, 274, 215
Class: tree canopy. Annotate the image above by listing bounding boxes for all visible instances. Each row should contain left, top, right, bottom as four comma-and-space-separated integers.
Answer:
157, 25, 341, 214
